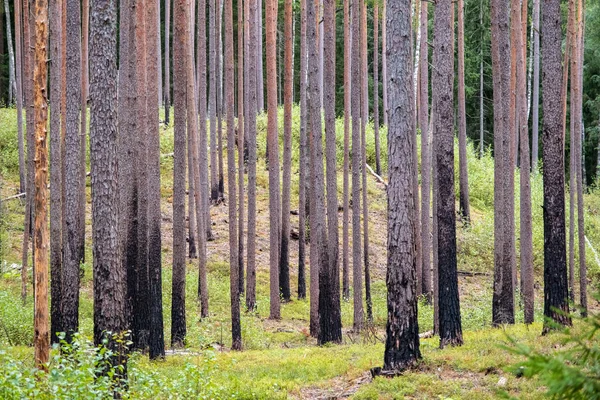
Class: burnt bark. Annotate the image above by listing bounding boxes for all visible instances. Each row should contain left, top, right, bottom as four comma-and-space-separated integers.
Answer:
457, 0, 470, 223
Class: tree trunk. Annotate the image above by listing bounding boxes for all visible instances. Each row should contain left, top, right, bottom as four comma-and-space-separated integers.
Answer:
14, 0, 25, 194
382, 1, 387, 127
574, 0, 586, 317
266, 0, 281, 320
132, 0, 150, 350
171, 0, 187, 346
224, 0, 241, 350
341, 0, 350, 301
433, 0, 462, 348
256, 0, 264, 112
79, 0, 88, 268
246, 0, 258, 311
297, 0, 308, 300
187, 132, 198, 258
4, 0, 15, 104
216, 0, 225, 201
351, 0, 363, 331
237, 0, 245, 296
514, 0, 533, 325
209, 0, 219, 203
479, 0, 484, 157
164, 0, 170, 125
279, 0, 293, 302
89, 0, 129, 357
419, 0, 431, 302
32, 0, 50, 368
383, 0, 421, 371
360, 0, 372, 323
531, 0, 540, 172
431, 109, 439, 334
63, 0, 83, 341
49, 0, 63, 344
490, 0, 515, 326
319, 0, 342, 345
146, 0, 165, 359
373, 2, 380, 176
541, 0, 571, 334
197, 0, 212, 311
457, 0, 470, 223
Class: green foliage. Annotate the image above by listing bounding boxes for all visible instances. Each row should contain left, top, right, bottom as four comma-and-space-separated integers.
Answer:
0, 290, 33, 346
0, 108, 20, 180
507, 310, 600, 400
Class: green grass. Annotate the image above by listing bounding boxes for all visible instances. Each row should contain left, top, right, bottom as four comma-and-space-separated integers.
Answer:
0, 106, 599, 398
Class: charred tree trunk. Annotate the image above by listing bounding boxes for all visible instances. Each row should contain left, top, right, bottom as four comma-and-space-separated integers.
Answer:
457, 0, 470, 223
297, 0, 307, 300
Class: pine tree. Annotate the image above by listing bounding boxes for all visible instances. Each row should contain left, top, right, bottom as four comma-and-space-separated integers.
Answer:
457, 0, 470, 223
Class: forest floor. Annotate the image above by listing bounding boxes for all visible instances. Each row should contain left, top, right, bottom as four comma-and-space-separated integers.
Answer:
0, 107, 599, 398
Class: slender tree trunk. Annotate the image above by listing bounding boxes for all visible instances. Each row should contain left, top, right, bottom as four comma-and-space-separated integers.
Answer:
197, 0, 212, 311
373, 2, 380, 176
133, 0, 150, 350
146, 0, 165, 359
382, 1, 387, 127
257, 0, 264, 112
216, 0, 225, 201
341, 0, 350, 301
531, 0, 540, 172
246, 0, 258, 311
237, 0, 245, 296
491, 0, 515, 326
32, 0, 50, 367
297, 0, 308, 300
90, 0, 129, 360
383, 0, 421, 371
318, 0, 342, 344
515, 0, 533, 325
433, 0, 462, 348
164, 0, 171, 125
568, 7, 576, 305
171, 0, 187, 346
541, 0, 571, 334
279, 0, 293, 302
14, 0, 25, 194
351, 0, 363, 331
479, 0, 484, 157
224, 0, 241, 350
266, 0, 281, 320
574, 0, 586, 317
63, 0, 83, 341
360, 0, 372, 323
49, 0, 63, 344
457, 0, 470, 223
431, 109, 439, 334
4, 0, 15, 104
188, 134, 198, 258
79, 0, 88, 268
209, 0, 219, 203
419, 0, 431, 302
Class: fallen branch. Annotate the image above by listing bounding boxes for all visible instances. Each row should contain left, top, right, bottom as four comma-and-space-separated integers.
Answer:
457, 270, 490, 277
365, 163, 388, 188
1, 192, 26, 202
419, 330, 434, 339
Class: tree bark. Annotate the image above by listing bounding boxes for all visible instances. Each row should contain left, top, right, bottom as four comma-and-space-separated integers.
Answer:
216, 0, 225, 201
419, 0, 431, 302
381, 0, 387, 127
279, 0, 293, 302
373, 2, 380, 176
256, 0, 264, 112
531, 0, 540, 172
266, 0, 281, 320
224, 0, 241, 350
14, 0, 25, 194
237, 0, 245, 296
90, 0, 129, 357
164, 0, 170, 125
457, 0, 470, 223
171, 0, 187, 346
4, 0, 16, 105
383, 0, 421, 371
433, 0, 462, 348
63, 0, 83, 341
246, 0, 258, 311
351, 0, 363, 331
298, 0, 308, 300
32, 0, 50, 367
79, 0, 88, 268
146, 0, 165, 359
209, 0, 219, 203
490, 0, 515, 326
341, 0, 350, 301
49, 0, 63, 344
541, 0, 571, 334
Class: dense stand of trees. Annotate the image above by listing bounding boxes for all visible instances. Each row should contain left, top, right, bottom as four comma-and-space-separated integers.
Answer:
4, 0, 592, 374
